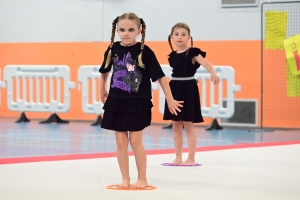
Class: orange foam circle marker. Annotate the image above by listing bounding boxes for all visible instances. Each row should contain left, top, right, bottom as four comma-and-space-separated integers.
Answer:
106, 184, 157, 190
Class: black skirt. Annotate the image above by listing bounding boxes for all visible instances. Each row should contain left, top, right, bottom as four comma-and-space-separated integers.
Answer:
163, 79, 204, 123
101, 96, 153, 132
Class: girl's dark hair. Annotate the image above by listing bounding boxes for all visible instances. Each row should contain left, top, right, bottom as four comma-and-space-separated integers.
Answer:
168, 22, 193, 56
104, 13, 146, 68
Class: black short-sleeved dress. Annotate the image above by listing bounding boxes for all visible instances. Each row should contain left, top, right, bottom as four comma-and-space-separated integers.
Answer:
99, 42, 165, 132
163, 47, 206, 123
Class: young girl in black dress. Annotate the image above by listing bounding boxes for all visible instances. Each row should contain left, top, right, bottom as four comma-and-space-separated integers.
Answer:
163, 23, 220, 166
99, 13, 183, 189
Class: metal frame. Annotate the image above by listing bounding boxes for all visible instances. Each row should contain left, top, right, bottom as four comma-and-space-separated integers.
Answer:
260, 1, 300, 129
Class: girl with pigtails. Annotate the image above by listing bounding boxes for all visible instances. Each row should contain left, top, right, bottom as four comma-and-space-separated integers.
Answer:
99, 13, 183, 189
163, 23, 220, 166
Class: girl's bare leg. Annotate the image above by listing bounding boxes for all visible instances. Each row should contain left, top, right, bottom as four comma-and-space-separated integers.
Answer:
182, 121, 197, 165
115, 131, 130, 188
172, 121, 184, 164
129, 130, 149, 189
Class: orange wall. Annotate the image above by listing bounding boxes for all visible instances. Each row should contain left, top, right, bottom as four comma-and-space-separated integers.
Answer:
262, 49, 300, 128
0, 41, 262, 126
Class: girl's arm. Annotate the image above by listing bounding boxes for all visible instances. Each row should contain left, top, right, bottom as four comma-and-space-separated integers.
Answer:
194, 55, 220, 84
100, 72, 109, 103
158, 76, 184, 115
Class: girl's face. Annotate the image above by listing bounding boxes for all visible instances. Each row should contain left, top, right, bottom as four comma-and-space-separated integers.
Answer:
171, 27, 190, 48
117, 19, 141, 46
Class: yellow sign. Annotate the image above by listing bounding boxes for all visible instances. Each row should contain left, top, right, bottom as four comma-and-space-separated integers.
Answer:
284, 34, 300, 76
286, 63, 300, 97
284, 34, 300, 96
265, 11, 287, 49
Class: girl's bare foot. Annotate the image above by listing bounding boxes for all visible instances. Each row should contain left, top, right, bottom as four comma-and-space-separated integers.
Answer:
116, 179, 130, 189
130, 179, 149, 189
171, 157, 183, 164
181, 159, 196, 165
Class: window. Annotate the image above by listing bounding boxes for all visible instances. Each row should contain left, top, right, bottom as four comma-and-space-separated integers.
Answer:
221, 0, 259, 8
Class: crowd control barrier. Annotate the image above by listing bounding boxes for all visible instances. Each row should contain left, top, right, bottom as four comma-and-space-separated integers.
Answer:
0, 69, 6, 107
158, 65, 241, 130
77, 65, 241, 129
4, 65, 76, 123
78, 65, 111, 126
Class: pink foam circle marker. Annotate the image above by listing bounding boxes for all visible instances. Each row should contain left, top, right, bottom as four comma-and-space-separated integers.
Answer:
161, 163, 201, 167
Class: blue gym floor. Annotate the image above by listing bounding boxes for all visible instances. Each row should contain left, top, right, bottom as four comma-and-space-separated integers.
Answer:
1, 117, 300, 159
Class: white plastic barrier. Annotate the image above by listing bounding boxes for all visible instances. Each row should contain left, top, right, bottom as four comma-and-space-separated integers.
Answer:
78, 65, 240, 120
0, 68, 6, 106
4, 65, 76, 113
157, 65, 241, 119
78, 65, 160, 116
78, 65, 107, 115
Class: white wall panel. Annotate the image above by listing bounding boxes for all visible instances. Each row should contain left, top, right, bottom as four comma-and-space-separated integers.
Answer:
0, 0, 298, 42
0, 0, 103, 42
102, 0, 260, 41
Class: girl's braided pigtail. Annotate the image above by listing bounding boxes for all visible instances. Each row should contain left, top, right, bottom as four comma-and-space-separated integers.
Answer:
104, 16, 119, 68
168, 34, 174, 52
186, 36, 193, 57
137, 18, 146, 68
